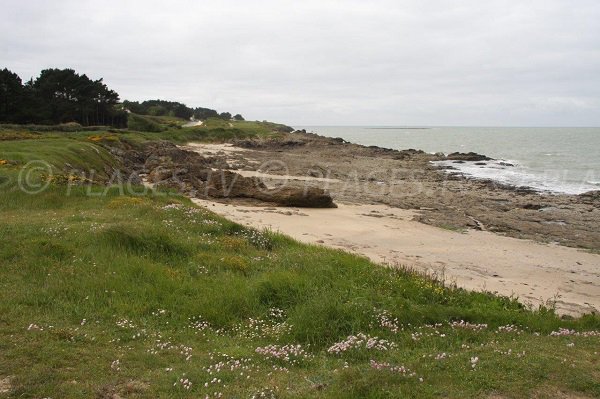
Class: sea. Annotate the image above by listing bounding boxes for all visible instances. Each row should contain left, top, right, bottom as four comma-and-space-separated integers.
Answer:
295, 126, 600, 195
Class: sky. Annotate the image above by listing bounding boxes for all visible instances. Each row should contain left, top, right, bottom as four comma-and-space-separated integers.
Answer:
1, 0, 599, 126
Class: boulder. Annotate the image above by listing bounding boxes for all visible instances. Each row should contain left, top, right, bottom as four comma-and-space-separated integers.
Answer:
260, 187, 337, 208
140, 148, 337, 208
201, 170, 336, 208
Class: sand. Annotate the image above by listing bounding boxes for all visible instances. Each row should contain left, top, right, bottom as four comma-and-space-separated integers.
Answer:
192, 199, 600, 316
183, 142, 248, 154
182, 120, 204, 127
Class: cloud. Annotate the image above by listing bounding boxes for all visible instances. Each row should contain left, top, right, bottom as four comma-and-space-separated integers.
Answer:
1, 0, 599, 125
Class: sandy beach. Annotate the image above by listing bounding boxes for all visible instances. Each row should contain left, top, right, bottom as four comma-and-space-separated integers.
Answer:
181, 138, 600, 316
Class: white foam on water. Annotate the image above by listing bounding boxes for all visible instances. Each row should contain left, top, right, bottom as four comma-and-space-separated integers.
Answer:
432, 159, 599, 195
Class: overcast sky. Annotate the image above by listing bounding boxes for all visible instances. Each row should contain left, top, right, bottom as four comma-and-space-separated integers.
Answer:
1, 0, 599, 126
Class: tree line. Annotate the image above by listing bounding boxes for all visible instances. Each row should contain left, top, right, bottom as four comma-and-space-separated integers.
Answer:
0, 67, 244, 128
122, 99, 244, 122
0, 68, 127, 127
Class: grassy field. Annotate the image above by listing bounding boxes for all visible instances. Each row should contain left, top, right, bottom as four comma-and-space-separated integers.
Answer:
0, 125, 599, 398
0, 116, 287, 145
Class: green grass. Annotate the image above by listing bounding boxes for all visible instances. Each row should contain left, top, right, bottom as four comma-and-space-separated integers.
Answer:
0, 138, 117, 171
139, 117, 288, 144
0, 128, 599, 398
122, 114, 290, 143
2, 115, 289, 145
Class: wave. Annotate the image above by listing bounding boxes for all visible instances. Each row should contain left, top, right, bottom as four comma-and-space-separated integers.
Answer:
432, 159, 599, 195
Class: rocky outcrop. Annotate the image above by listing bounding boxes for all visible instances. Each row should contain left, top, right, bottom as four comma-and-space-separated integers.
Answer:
263, 186, 336, 208
135, 141, 336, 208
578, 190, 600, 206
446, 152, 493, 161
234, 138, 307, 149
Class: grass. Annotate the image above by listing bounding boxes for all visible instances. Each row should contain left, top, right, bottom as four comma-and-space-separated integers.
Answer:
1, 115, 289, 145
0, 126, 599, 398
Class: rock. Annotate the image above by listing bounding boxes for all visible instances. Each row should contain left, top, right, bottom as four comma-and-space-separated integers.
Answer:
147, 167, 174, 183
234, 138, 306, 149
474, 162, 487, 166
264, 187, 337, 208
280, 139, 306, 147
308, 165, 330, 177
202, 171, 336, 207
498, 161, 515, 167
136, 143, 337, 208
578, 190, 600, 205
144, 155, 172, 172
437, 165, 458, 170
521, 203, 547, 210
393, 149, 425, 160
447, 152, 492, 161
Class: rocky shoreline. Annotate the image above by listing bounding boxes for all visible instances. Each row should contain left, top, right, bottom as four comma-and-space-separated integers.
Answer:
102, 129, 599, 251
109, 140, 336, 208
191, 130, 599, 251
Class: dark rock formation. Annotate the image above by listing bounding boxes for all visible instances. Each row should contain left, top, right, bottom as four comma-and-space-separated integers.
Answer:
578, 190, 600, 206
446, 152, 493, 161
392, 149, 425, 160
234, 138, 306, 149
133, 141, 336, 208
498, 161, 515, 167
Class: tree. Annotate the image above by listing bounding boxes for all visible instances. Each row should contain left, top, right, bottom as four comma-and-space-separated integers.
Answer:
219, 112, 232, 120
146, 105, 168, 116
124, 99, 237, 123
0, 68, 25, 123
124, 100, 195, 120
123, 100, 145, 114
172, 103, 193, 120
233, 114, 245, 121
0, 68, 127, 127
193, 107, 219, 120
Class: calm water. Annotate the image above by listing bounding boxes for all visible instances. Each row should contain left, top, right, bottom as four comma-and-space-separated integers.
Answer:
296, 126, 600, 194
